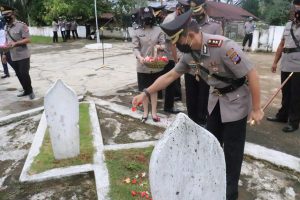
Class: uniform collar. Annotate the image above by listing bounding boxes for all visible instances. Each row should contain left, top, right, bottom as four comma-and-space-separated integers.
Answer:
7, 20, 17, 28
201, 32, 210, 56
198, 15, 210, 26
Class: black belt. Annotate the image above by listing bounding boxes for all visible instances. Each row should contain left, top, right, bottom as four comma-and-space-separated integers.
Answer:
283, 48, 300, 54
212, 77, 246, 96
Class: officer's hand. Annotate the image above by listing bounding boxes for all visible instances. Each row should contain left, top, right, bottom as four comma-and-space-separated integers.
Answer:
248, 109, 264, 125
132, 93, 146, 108
271, 63, 277, 73
2, 55, 7, 63
8, 41, 17, 48
138, 57, 145, 64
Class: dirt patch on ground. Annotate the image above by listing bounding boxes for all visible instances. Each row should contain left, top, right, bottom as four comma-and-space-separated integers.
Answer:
97, 107, 165, 145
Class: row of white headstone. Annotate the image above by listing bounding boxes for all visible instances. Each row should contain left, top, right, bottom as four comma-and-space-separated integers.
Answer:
44, 80, 226, 199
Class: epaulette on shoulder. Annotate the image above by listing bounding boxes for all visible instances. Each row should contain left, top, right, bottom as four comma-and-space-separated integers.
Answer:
207, 39, 223, 47
16, 20, 27, 26
209, 17, 221, 24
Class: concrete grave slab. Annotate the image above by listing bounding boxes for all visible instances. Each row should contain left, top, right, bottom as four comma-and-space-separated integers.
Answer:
149, 113, 226, 200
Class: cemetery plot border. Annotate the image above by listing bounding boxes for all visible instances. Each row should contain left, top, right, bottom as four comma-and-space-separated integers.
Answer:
19, 101, 110, 200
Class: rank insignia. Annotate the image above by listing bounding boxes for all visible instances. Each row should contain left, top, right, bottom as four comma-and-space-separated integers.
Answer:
226, 48, 241, 64
207, 39, 223, 47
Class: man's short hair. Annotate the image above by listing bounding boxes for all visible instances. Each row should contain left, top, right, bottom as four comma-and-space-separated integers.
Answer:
293, 0, 300, 6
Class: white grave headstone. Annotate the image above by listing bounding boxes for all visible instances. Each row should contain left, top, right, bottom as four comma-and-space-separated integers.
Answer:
44, 80, 80, 160
149, 113, 226, 200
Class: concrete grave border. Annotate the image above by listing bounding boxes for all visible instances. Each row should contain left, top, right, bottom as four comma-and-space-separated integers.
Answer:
0, 96, 84, 126
19, 101, 109, 200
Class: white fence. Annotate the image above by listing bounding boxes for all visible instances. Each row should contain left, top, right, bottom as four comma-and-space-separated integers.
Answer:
29, 26, 128, 40
29, 25, 285, 52
251, 26, 285, 52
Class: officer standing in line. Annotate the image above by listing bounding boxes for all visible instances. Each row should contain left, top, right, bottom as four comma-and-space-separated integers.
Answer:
65, 19, 71, 40
58, 17, 66, 42
151, 5, 182, 114
132, 11, 264, 200
131, 7, 166, 123
242, 16, 256, 52
267, 0, 300, 133
159, 0, 191, 113
185, 0, 223, 126
1, 9, 35, 99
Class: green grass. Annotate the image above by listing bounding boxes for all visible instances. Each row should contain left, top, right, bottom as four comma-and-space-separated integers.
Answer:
30, 36, 54, 44
105, 147, 153, 200
30, 103, 93, 174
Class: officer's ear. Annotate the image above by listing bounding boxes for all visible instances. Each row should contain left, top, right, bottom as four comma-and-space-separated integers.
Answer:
187, 31, 196, 40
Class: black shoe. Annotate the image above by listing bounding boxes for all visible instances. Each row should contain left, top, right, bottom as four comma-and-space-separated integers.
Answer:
1, 74, 9, 79
164, 108, 182, 114
17, 92, 30, 97
141, 116, 148, 123
174, 96, 182, 101
29, 92, 35, 100
282, 125, 299, 133
266, 116, 287, 123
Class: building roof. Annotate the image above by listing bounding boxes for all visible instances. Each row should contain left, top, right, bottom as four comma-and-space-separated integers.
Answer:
206, 1, 258, 21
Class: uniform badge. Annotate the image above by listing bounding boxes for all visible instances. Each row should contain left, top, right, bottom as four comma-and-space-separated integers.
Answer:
207, 39, 223, 47
209, 62, 219, 73
226, 48, 241, 65
188, 61, 197, 69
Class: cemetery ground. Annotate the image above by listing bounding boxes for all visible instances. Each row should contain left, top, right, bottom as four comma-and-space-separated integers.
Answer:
0, 39, 300, 199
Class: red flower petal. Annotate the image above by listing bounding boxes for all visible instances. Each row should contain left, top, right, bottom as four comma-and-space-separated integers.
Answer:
131, 179, 137, 184
131, 190, 137, 196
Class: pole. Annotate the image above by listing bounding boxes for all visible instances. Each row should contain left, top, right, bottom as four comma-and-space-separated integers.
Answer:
102, 29, 104, 65
262, 72, 294, 111
250, 72, 294, 125
94, 0, 100, 43
161, 0, 163, 6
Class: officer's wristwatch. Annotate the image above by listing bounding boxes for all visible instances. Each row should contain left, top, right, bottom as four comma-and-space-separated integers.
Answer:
143, 88, 151, 100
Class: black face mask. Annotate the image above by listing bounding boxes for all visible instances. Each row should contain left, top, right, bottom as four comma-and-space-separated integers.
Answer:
295, 10, 300, 21
4, 16, 12, 23
176, 43, 192, 53
155, 16, 163, 25
194, 13, 205, 23
144, 17, 154, 26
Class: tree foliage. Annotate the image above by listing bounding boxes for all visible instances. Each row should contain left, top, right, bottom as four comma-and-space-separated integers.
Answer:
260, 0, 291, 25
0, 0, 146, 26
241, 0, 260, 18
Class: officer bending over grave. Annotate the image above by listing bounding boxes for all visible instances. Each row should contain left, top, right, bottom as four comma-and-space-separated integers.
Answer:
132, 10, 264, 200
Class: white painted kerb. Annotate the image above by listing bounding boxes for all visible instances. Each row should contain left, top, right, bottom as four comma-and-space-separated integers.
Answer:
85, 43, 113, 50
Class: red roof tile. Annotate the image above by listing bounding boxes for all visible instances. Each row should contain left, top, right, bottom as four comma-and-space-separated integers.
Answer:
206, 1, 258, 21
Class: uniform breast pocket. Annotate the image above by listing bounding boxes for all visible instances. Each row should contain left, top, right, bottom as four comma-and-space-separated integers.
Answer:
290, 53, 300, 64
